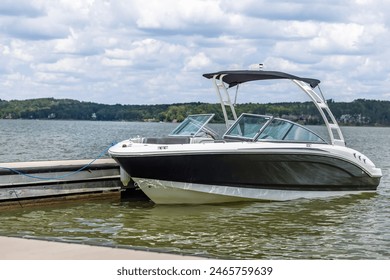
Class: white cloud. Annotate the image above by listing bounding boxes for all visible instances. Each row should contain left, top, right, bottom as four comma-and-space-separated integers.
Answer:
184, 52, 211, 71
1, 41, 33, 62
34, 57, 86, 74
134, 0, 223, 30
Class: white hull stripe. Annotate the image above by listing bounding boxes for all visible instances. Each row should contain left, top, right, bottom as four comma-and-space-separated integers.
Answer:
133, 178, 374, 204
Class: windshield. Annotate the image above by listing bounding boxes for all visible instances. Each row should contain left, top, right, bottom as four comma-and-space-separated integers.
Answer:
169, 114, 216, 137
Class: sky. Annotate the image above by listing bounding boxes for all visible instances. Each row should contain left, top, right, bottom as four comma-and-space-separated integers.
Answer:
1, 0, 390, 105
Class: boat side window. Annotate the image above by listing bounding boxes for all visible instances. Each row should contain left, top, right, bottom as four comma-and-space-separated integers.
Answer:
283, 124, 326, 143
256, 118, 326, 143
258, 119, 293, 140
224, 114, 270, 140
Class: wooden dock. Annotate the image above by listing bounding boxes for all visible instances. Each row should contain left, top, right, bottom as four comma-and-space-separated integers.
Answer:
0, 158, 125, 208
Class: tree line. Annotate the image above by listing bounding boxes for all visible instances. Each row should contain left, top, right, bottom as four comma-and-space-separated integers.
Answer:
0, 97, 389, 126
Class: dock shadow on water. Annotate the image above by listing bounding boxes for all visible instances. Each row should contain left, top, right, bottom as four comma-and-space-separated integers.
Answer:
0, 192, 389, 259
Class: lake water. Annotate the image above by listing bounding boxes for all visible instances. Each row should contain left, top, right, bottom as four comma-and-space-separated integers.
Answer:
0, 119, 389, 259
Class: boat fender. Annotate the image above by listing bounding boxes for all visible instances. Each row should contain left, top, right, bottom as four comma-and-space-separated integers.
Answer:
120, 167, 131, 187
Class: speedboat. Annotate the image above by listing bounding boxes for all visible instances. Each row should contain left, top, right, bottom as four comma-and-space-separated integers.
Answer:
108, 69, 382, 204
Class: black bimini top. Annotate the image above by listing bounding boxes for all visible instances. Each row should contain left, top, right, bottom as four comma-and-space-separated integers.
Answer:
203, 70, 320, 89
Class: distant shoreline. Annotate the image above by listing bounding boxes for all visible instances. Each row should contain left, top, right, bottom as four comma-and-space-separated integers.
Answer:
1, 97, 389, 126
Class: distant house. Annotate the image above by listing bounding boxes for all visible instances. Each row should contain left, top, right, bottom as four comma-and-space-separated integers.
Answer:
339, 114, 370, 125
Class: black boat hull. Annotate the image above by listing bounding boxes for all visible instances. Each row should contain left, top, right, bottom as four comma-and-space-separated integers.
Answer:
113, 152, 380, 203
